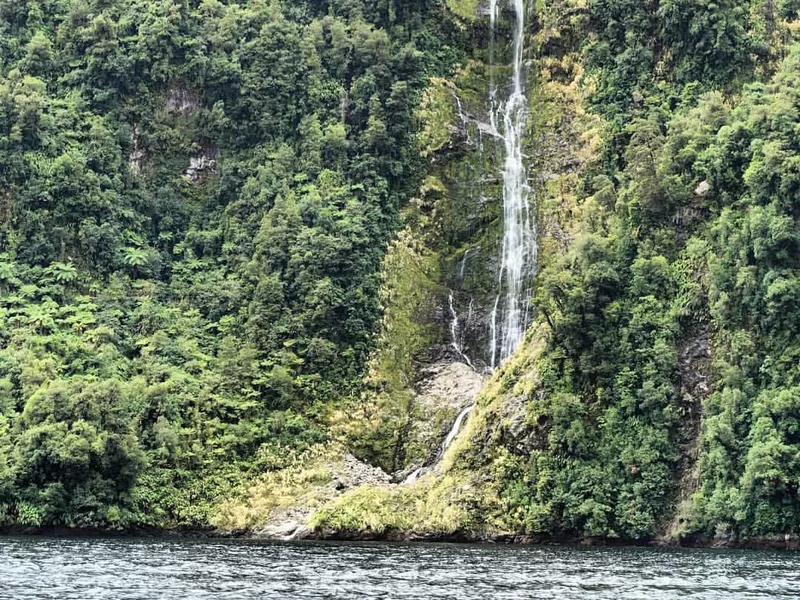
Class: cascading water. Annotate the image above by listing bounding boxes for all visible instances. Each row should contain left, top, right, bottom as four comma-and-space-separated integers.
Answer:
448, 291, 475, 371
458, 247, 479, 281
403, 1, 535, 484
402, 293, 476, 484
451, 90, 472, 145
440, 404, 473, 451
402, 404, 474, 485
488, 0, 537, 370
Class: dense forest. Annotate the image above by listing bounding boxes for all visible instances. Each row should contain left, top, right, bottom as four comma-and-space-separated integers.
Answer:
2, 0, 800, 545
0, 0, 468, 528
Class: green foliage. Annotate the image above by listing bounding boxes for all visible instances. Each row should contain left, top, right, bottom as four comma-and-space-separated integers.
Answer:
583, 0, 787, 151
502, 1, 800, 543
0, 0, 467, 529
431, 2, 800, 542
311, 484, 421, 534
4, 0, 800, 543
445, 0, 481, 22
688, 48, 800, 537
334, 222, 441, 472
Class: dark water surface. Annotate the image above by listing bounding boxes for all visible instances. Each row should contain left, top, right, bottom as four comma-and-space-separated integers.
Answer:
1, 536, 799, 599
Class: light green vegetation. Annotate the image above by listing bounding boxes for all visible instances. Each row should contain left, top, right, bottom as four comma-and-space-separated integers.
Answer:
445, 0, 481, 23
213, 443, 335, 531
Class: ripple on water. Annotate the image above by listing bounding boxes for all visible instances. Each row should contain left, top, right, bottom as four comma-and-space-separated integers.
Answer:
1, 538, 799, 599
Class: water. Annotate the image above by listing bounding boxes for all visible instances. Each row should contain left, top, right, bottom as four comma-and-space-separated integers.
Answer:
402, 404, 473, 484
488, 0, 537, 370
441, 404, 473, 451
448, 291, 475, 371
423, 0, 537, 487
402, 293, 476, 485
2, 537, 799, 599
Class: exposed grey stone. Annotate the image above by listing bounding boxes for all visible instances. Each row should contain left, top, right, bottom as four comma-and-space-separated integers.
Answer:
678, 328, 712, 402
694, 180, 711, 197
166, 87, 201, 116
129, 125, 144, 175
185, 147, 220, 183
400, 361, 487, 477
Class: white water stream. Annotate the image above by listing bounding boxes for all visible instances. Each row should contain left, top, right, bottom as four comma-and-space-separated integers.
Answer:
488, 0, 536, 370
402, 404, 474, 485
404, 0, 534, 484
448, 291, 476, 371
402, 295, 476, 484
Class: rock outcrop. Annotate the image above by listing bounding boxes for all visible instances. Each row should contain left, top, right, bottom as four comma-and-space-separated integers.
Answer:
397, 361, 487, 480
252, 453, 391, 541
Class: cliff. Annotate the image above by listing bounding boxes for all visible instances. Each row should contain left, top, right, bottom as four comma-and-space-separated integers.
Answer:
2, 0, 800, 545
225, 0, 800, 545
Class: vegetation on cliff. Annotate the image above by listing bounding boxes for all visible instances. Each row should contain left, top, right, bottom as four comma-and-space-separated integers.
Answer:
3, 0, 800, 544
315, 0, 800, 543
0, 0, 467, 529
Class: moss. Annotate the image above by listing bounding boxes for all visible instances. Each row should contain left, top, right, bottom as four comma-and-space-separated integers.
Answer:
445, 0, 481, 22
212, 444, 338, 531
310, 473, 486, 536
311, 484, 421, 534
330, 223, 442, 472
307, 328, 558, 539
417, 79, 458, 157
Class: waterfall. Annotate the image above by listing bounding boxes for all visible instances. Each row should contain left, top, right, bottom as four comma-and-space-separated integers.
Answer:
403, 1, 534, 485
451, 90, 471, 145
448, 291, 475, 371
458, 247, 479, 281
488, 0, 537, 370
401, 295, 476, 484
448, 291, 461, 351
401, 404, 474, 485
440, 404, 473, 452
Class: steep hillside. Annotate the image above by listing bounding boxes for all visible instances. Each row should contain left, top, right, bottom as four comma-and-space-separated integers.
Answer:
3, 0, 800, 544
0, 0, 468, 529
310, 0, 800, 545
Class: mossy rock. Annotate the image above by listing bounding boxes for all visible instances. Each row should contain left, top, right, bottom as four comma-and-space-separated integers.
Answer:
446, 0, 481, 22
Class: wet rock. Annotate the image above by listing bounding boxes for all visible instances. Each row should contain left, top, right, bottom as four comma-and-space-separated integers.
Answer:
501, 393, 549, 456
678, 329, 712, 402
400, 361, 487, 476
258, 512, 309, 541
166, 87, 201, 116
664, 327, 713, 540
694, 180, 711, 197
129, 125, 144, 175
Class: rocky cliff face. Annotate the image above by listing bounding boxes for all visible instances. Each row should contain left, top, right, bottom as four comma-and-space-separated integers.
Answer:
286, 0, 600, 540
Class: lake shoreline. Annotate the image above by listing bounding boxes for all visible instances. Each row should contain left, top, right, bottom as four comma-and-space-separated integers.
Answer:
3, 525, 799, 551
